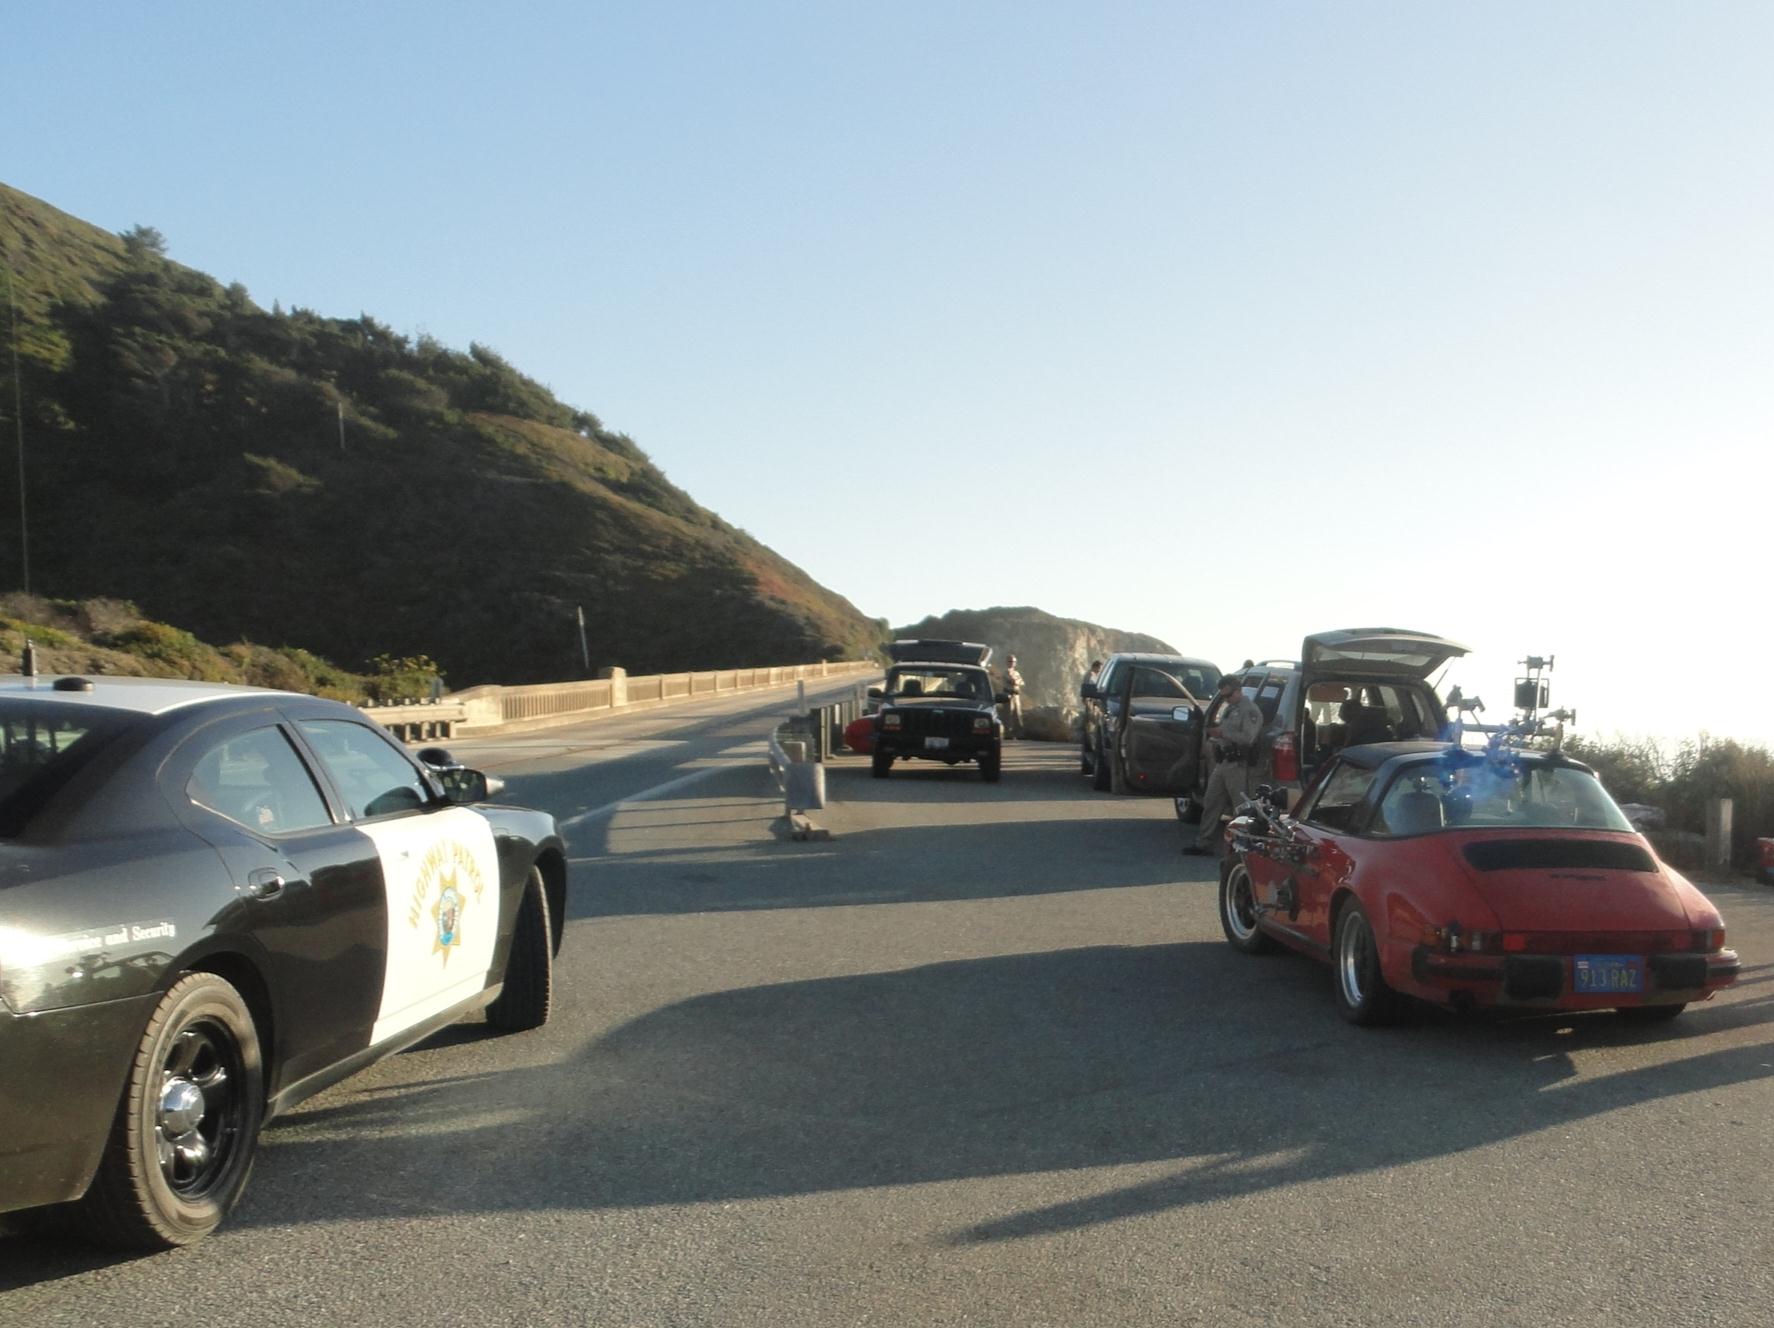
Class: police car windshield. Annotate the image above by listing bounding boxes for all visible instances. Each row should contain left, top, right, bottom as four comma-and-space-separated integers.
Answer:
0, 699, 145, 836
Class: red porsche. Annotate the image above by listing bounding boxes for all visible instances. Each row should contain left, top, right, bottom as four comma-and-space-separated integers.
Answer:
1218, 741, 1740, 1024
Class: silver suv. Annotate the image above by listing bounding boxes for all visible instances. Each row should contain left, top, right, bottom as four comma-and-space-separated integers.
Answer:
1177, 628, 1467, 821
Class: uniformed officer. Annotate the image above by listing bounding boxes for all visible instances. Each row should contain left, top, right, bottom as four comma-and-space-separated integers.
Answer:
1186, 674, 1263, 855
1002, 654, 1026, 740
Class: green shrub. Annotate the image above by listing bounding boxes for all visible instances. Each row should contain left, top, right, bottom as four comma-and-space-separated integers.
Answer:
364, 653, 444, 703
1568, 733, 1774, 868
100, 621, 241, 682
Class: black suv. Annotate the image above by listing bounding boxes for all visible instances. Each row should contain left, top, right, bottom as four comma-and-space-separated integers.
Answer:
1176, 628, 1467, 819
868, 640, 1005, 782
1081, 652, 1222, 795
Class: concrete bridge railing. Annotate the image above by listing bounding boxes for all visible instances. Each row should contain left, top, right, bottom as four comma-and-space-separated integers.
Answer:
366, 659, 879, 741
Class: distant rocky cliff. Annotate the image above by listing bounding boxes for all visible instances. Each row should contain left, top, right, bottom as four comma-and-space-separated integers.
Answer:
894, 607, 1179, 739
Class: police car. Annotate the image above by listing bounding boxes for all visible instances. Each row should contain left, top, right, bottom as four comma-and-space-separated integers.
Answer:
0, 675, 566, 1249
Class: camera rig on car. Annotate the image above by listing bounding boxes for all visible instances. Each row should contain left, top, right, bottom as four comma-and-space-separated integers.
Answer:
1445, 652, 1577, 755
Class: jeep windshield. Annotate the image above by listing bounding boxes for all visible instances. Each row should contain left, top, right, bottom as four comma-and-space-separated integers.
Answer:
886, 668, 989, 701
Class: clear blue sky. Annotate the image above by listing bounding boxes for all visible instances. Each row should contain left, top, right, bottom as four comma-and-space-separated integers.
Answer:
7, 2, 1771, 743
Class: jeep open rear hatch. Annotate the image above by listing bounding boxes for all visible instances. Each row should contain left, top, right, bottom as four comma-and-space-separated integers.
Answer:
1301, 628, 1468, 679
888, 639, 993, 666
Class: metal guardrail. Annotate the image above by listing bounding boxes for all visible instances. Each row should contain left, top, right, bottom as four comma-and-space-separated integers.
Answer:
362, 699, 469, 742
365, 659, 877, 740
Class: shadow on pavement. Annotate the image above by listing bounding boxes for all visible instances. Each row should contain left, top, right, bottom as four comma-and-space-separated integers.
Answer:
208, 942, 1774, 1245
9, 939, 1773, 1281
572, 740, 1207, 919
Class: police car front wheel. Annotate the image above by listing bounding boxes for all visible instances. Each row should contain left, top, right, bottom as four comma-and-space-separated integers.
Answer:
486, 866, 555, 1033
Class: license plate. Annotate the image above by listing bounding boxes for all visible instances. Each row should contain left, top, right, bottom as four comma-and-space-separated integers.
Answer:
1573, 954, 1645, 994
924, 736, 949, 750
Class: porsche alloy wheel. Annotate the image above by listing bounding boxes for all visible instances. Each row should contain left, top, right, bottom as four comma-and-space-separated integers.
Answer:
1219, 859, 1276, 955
1332, 899, 1398, 1026
78, 972, 264, 1249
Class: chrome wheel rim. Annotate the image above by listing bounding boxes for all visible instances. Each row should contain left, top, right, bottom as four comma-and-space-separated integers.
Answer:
1224, 864, 1260, 943
1337, 909, 1373, 1009
156, 1020, 245, 1199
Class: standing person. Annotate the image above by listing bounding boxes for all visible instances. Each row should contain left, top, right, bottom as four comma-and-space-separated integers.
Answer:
1002, 653, 1026, 740
1081, 660, 1102, 695
1186, 674, 1263, 855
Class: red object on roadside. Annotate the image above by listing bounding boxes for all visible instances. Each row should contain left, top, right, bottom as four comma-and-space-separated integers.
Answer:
1758, 837, 1774, 884
844, 716, 876, 754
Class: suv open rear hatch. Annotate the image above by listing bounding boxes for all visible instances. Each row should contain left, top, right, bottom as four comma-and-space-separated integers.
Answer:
1301, 628, 1468, 680
888, 639, 993, 666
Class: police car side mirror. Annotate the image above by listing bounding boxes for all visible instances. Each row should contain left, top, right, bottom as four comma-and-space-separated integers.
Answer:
867, 686, 884, 700
436, 767, 499, 805
1171, 706, 1197, 723
1080, 680, 1100, 700
995, 692, 1010, 706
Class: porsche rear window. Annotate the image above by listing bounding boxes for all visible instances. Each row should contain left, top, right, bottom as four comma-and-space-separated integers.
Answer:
1377, 759, 1634, 835
0, 700, 143, 836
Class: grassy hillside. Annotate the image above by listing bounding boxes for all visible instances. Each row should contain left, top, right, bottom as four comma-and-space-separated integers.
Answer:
0, 593, 437, 701
0, 183, 884, 684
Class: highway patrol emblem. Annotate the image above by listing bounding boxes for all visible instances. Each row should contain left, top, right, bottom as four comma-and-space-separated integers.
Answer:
407, 840, 488, 965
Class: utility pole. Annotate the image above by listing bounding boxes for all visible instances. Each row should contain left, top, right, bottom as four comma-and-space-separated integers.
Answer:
576, 605, 591, 675
337, 399, 346, 454
4, 258, 27, 593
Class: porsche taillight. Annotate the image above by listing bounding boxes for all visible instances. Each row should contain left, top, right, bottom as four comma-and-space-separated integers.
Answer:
1271, 731, 1299, 784
1694, 928, 1726, 952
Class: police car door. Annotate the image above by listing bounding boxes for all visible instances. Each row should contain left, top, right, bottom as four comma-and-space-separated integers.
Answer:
290, 716, 502, 1048
172, 716, 388, 1091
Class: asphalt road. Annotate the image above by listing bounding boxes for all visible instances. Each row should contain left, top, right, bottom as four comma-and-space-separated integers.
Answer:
5, 691, 1773, 1327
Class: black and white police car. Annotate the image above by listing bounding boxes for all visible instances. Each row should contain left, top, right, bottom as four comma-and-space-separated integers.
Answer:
0, 674, 566, 1249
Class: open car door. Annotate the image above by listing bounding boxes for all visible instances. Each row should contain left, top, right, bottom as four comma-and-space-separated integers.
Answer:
1118, 666, 1208, 796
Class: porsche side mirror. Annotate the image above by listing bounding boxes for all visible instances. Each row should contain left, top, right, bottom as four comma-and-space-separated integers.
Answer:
1266, 785, 1289, 811
416, 746, 457, 769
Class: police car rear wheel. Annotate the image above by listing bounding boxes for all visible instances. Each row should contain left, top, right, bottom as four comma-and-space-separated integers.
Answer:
486, 866, 554, 1033
78, 972, 264, 1249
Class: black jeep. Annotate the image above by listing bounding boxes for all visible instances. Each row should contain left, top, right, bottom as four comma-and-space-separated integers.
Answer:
868, 640, 1005, 782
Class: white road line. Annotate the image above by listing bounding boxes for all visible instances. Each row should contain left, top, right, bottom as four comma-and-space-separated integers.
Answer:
558, 743, 767, 828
